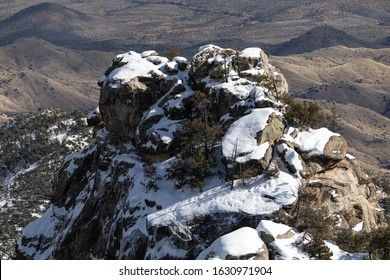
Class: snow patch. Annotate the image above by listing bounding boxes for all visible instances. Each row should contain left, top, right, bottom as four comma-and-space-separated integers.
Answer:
197, 227, 265, 260
352, 221, 363, 232
256, 220, 309, 260
239, 47, 263, 58
295, 128, 339, 156
324, 241, 367, 260
148, 171, 300, 229
346, 153, 356, 160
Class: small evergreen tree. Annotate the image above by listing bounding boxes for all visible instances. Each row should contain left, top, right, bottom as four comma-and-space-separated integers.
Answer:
368, 227, 390, 260
304, 239, 333, 260
334, 228, 371, 254
167, 91, 222, 190
292, 190, 334, 259
283, 97, 323, 128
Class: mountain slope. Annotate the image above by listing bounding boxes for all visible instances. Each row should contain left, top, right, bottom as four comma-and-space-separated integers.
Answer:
0, 0, 388, 52
0, 2, 106, 49
0, 109, 93, 260
270, 25, 378, 55
271, 46, 390, 116
0, 38, 114, 113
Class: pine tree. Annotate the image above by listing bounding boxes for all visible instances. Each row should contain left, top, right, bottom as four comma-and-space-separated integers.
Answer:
368, 227, 390, 260
305, 239, 333, 260
167, 91, 222, 190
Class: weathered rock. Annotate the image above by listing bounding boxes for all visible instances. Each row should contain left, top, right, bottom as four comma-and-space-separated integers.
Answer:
164, 61, 179, 75
86, 107, 102, 127
189, 44, 235, 90
173, 56, 189, 71
222, 109, 285, 178
256, 220, 306, 260
270, 71, 289, 98
323, 135, 348, 160
294, 128, 348, 163
303, 159, 385, 231
277, 143, 309, 178
99, 75, 165, 142
235, 47, 269, 72
264, 159, 280, 179
257, 113, 285, 146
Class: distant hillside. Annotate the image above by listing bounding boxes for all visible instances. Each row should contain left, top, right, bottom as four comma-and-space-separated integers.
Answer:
0, 2, 116, 50
271, 46, 390, 116
271, 46, 390, 179
0, 0, 389, 52
0, 38, 114, 113
270, 25, 379, 55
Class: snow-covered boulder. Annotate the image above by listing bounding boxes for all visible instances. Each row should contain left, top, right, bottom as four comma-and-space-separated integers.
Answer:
98, 51, 169, 142
188, 44, 235, 90
234, 48, 288, 99
86, 107, 102, 127
294, 128, 348, 162
277, 143, 308, 178
222, 108, 284, 178
236, 47, 269, 72
197, 227, 268, 260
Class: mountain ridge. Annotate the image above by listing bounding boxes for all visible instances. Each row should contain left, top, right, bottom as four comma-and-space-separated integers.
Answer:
15, 45, 387, 260
0, 1, 389, 52
0, 0, 388, 260
270, 25, 380, 55
0, 2, 118, 50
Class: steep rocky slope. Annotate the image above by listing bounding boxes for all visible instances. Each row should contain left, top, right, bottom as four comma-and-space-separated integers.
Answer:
0, 109, 93, 259
16, 45, 386, 260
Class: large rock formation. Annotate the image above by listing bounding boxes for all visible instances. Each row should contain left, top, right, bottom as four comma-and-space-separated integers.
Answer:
16, 45, 385, 260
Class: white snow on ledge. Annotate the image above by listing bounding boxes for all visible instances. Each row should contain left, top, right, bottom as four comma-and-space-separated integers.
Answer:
352, 221, 363, 232
239, 47, 263, 58
105, 51, 167, 88
147, 171, 300, 229
346, 153, 356, 160
256, 220, 309, 260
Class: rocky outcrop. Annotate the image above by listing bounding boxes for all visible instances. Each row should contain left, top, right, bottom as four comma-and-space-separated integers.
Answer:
303, 159, 385, 232
86, 107, 102, 127
294, 128, 348, 163
222, 109, 285, 178
256, 220, 308, 260
16, 45, 386, 260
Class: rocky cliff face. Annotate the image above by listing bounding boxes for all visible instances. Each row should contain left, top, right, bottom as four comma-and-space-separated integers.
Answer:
16, 45, 385, 260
